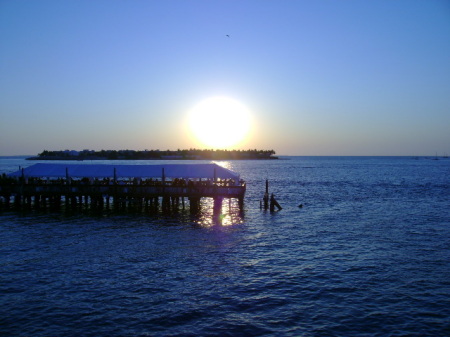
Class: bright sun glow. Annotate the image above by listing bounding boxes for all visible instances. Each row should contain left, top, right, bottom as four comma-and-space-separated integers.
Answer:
187, 96, 252, 148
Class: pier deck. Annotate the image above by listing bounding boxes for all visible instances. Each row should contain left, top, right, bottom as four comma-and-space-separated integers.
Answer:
0, 163, 246, 213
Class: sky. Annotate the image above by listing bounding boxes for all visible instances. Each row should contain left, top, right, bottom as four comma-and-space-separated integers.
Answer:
1, 0, 449, 156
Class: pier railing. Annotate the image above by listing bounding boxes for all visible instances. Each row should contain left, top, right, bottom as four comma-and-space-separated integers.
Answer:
0, 182, 246, 199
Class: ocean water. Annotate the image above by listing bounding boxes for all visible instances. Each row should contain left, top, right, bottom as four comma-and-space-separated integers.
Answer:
1, 156, 449, 336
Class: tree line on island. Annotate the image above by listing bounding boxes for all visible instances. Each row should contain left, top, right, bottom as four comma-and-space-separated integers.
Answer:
29, 149, 278, 160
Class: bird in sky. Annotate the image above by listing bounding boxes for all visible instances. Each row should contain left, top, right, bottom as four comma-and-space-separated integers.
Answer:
226, 34, 230, 38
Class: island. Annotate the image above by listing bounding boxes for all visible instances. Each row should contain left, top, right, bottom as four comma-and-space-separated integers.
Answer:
27, 149, 278, 161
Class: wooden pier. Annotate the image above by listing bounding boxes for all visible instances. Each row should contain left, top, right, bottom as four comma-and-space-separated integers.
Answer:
0, 163, 246, 214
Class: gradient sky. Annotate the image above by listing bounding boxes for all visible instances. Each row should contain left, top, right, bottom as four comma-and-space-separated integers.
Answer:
1, 0, 449, 156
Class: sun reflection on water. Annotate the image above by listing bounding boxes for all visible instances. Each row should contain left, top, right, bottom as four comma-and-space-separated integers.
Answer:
193, 197, 244, 227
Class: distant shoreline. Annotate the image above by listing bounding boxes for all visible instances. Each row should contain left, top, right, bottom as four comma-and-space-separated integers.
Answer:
26, 156, 279, 161
27, 149, 279, 161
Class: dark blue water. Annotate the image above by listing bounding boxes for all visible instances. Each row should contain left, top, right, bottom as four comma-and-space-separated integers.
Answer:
1, 157, 450, 336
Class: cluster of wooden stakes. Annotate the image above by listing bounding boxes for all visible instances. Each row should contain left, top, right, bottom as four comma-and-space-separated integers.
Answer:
260, 179, 283, 212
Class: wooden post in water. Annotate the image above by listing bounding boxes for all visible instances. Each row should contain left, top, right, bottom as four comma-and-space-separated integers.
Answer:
270, 193, 282, 212
263, 179, 269, 210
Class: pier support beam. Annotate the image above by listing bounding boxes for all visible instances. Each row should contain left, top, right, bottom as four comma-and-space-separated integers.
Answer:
189, 197, 201, 214
238, 197, 244, 212
213, 197, 223, 215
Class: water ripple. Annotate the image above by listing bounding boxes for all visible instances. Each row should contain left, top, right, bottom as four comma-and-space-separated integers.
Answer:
1, 157, 450, 336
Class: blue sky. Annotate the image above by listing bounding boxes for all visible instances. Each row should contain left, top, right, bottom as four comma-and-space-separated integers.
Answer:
1, 0, 449, 156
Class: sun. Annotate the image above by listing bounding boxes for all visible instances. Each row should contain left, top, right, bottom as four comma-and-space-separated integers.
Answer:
187, 96, 252, 149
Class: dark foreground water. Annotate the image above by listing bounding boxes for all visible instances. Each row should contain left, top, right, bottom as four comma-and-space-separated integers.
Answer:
1, 156, 449, 336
